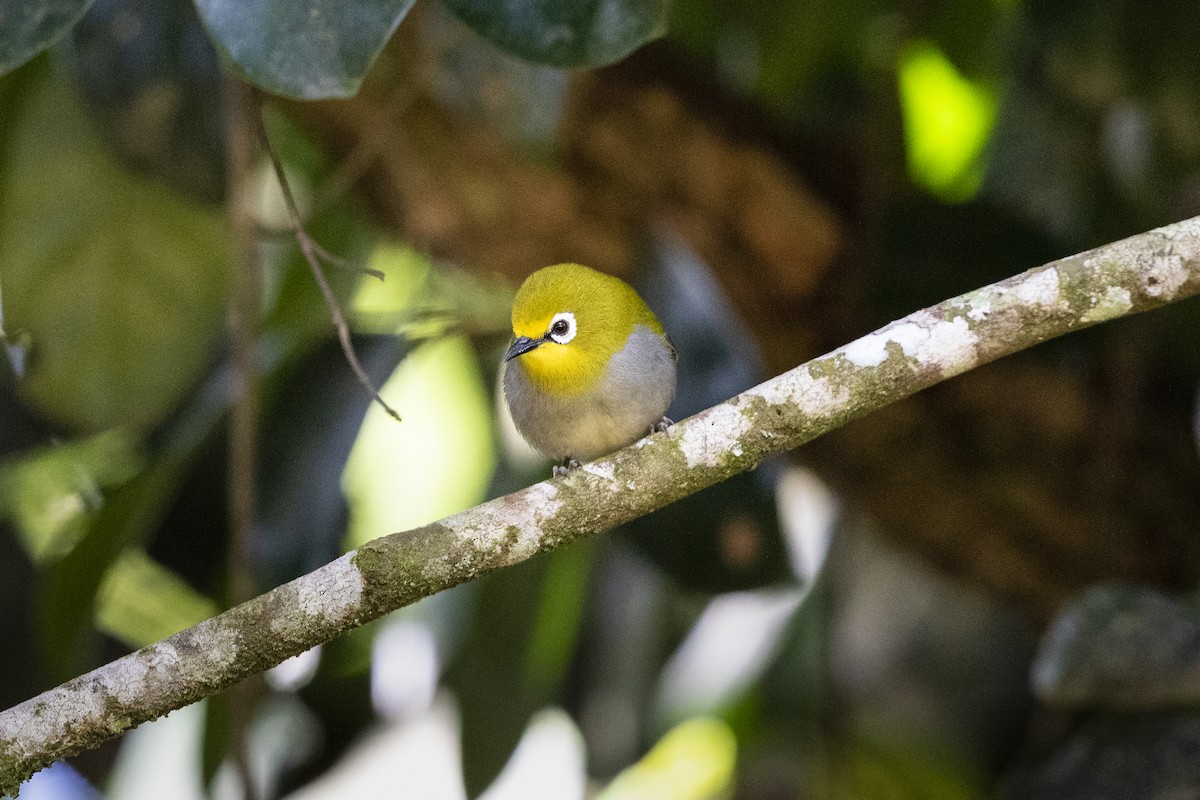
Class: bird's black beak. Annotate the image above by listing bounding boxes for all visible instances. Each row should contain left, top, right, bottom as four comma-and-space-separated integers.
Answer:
504, 335, 542, 361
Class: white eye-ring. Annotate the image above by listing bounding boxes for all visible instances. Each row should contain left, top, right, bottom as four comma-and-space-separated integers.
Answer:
547, 311, 576, 344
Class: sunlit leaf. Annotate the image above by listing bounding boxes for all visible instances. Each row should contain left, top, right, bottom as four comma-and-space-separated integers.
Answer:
481, 709, 587, 799
95, 548, 219, 649
351, 244, 512, 342
898, 40, 997, 202
654, 589, 806, 726
342, 333, 495, 548
443, 0, 667, 67
0, 0, 94, 77
0, 68, 228, 431
598, 717, 737, 800
194, 0, 416, 99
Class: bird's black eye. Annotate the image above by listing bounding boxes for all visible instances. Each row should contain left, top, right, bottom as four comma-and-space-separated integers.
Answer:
547, 311, 577, 344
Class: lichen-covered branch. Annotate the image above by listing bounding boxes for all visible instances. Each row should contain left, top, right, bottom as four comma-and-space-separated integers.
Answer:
4, 217, 1200, 794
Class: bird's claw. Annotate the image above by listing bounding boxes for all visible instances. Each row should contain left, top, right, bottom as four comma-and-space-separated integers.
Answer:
651, 416, 674, 435
553, 458, 582, 477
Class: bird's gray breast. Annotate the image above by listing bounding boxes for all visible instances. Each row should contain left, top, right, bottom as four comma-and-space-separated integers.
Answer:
503, 324, 677, 462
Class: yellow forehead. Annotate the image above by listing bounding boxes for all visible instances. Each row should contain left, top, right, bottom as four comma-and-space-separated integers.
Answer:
513, 311, 557, 340
510, 263, 659, 339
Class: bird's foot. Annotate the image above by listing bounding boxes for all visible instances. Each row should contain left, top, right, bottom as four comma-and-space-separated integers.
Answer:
552, 458, 582, 477
651, 416, 674, 435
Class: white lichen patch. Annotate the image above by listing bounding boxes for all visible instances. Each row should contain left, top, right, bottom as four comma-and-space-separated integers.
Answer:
0, 637, 194, 745
1141, 252, 1188, 299
1081, 286, 1133, 323
797, 373, 852, 415
963, 287, 996, 322
0, 687, 104, 745
919, 316, 980, 377
1166, 222, 1200, 270
1011, 267, 1066, 310
840, 312, 978, 378
445, 482, 563, 561
748, 365, 850, 417
675, 401, 751, 468
1154, 215, 1200, 242
103, 642, 184, 705
581, 461, 617, 484
199, 621, 240, 670
297, 552, 364, 623
841, 320, 931, 367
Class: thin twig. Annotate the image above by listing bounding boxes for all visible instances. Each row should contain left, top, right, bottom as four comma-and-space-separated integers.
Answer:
252, 224, 384, 279
255, 96, 401, 422
311, 239, 385, 280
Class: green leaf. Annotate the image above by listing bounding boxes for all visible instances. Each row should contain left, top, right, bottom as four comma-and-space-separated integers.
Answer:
598, 717, 737, 800
94, 548, 219, 649
447, 543, 594, 797
0, 0, 95, 77
69, 0, 227, 202
38, 447, 201, 677
194, 0, 416, 99
442, 0, 668, 67
0, 431, 142, 564
898, 40, 997, 202
0, 68, 227, 432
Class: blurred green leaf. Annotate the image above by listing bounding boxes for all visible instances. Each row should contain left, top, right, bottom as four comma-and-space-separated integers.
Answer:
0, 56, 46, 185
669, 0, 881, 113
342, 333, 496, 550
898, 40, 997, 202
754, 0, 880, 110
525, 537, 594, 693
448, 542, 593, 797
0, 0, 94, 77
94, 548, 218, 648
36, 355, 232, 678
449, 557, 549, 798
0, 430, 142, 563
916, 0, 1015, 83
442, 0, 667, 67
0, 68, 227, 432
193, 0, 416, 99
598, 716, 737, 800
0, 58, 46, 379
38, 446, 202, 676
836, 737, 983, 800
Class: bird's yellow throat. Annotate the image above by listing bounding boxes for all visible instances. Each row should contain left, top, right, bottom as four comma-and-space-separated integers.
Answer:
511, 330, 613, 397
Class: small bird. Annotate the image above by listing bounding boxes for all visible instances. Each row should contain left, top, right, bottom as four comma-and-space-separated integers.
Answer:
503, 263, 677, 475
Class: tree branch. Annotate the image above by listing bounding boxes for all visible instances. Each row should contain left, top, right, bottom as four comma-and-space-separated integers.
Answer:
4, 217, 1200, 794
